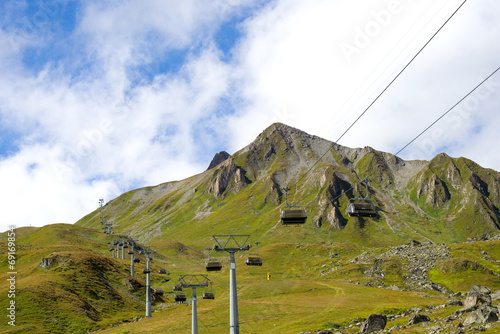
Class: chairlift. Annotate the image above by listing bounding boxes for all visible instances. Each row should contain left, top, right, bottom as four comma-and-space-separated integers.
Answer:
280, 187, 307, 225
123, 244, 129, 248
174, 292, 187, 303
202, 291, 215, 299
173, 284, 183, 292
205, 250, 222, 271
143, 268, 150, 274
346, 179, 377, 218
109, 247, 114, 251
202, 282, 215, 299
158, 268, 167, 274
128, 250, 134, 255
245, 242, 263, 266
154, 288, 164, 296
133, 258, 141, 263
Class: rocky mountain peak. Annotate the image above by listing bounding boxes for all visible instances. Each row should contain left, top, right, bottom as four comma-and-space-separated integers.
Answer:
207, 151, 231, 170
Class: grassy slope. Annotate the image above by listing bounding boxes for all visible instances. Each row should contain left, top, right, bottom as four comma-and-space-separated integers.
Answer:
1, 223, 499, 333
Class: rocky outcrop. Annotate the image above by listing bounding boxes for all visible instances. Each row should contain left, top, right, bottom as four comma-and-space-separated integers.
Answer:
39, 254, 73, 270
207, 151, 231, 170
206, 156, 248, 198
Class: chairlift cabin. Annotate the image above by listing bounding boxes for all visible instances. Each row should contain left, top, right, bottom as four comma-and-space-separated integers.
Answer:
173, 284, 183, 292
280, 187, 307, 225
245, 256, 263, 266
154, 288, 164, 296
202, 291, 215, 300
174, 292, 187, 303
280, 205, 307, 225
347, 198, 376, 217
205, 259, 222, 272
245, 242, 263, 266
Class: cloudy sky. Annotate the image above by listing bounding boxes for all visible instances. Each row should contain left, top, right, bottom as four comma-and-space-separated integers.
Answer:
1, 0, 499, 231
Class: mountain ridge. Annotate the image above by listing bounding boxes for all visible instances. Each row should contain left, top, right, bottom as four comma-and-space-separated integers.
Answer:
76, 122, 500, 247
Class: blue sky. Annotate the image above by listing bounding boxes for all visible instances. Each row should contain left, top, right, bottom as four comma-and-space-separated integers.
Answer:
1, 0, 499, 231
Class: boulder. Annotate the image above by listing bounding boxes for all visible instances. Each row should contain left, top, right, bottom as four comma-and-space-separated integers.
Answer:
359, 314, 387, 333
464, 292, 492, 308
469, 285, 491, 295
408, 314, 430, 325
491, 290, 500, 301
463, 304, 499, 325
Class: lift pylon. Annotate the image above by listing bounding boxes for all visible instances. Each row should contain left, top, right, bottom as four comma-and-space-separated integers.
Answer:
178, 275, 211, 334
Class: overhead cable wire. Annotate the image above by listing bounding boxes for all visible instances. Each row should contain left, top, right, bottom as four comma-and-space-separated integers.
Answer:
328, 65, 500, 204
232, 0, 468, 235
289, 0, 468, 194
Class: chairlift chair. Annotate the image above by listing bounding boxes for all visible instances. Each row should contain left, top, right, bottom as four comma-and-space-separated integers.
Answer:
245, 256, 263, 266
142, 268, 150, 274
346, 198, 376, 217
245, 242, 263, 266
128, 250, 134, 255
202, 282, 215, 299
158, 268, 167, 274
280, 205, 308, 225
173, 284, 183, 292
202, 291, 215, 300
205, 259, 222, 271
346, 179, 376, 218
174, 292, 187, 303
154, 288, 164, 296
205, 250, 222, 271
133, 258, 141, 263
280, 187, 307, 225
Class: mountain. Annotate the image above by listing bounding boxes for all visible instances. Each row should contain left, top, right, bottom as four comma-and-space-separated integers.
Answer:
2, 123, 500, 334
77, 122, 500, 247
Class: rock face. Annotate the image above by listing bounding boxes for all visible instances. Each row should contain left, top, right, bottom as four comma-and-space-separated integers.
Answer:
206, 156, 248, 199
359, 314, 387, 333
77, 122, 500, 245
207, 151, 231, 170
408, 314, 430, 325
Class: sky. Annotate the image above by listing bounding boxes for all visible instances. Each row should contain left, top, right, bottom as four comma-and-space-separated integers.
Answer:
1, 0, 499, 232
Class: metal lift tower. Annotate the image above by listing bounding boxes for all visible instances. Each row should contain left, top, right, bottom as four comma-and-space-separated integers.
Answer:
212, 235, 251, 334
144, 249, 156, 317
178, 274, 210, 334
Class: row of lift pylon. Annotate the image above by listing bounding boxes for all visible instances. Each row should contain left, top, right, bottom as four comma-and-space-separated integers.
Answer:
100, 180, 377, 333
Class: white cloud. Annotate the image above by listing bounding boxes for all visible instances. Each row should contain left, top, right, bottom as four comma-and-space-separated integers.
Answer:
226, 0, 500, 171
1, 0, 499, 231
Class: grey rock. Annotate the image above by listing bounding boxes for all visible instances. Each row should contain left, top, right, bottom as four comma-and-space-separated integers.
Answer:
447, 299, 463, 306
491, 290, 500, 301
359, 314, 387, 333
469, 285, 492, 295
39, 257, 54, 270
463, 304, 499, 325
408, 314, 430, 325
464, 292, 492, 308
